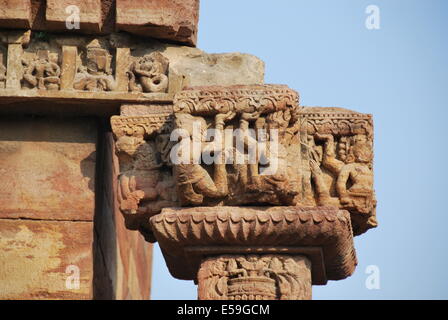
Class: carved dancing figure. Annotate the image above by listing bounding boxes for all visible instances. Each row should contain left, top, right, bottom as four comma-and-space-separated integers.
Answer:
128, 52, 169, 93
22, 51, 61, 90
174, 111, 235, 205
313, 133, 375, 215
116, 135, 175, 217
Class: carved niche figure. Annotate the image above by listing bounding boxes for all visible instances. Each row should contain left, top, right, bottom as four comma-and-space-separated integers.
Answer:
21, 50, 61, 90
128, 52, 169, 93
314, 134, 374, 210
300, 107, 377, 235
116, 134, 175, 216
172, 85, 302, 207
197, 255, 312, 300
111, 112, 176, 240
74, 40, 116, 92
173, 111, 235, 206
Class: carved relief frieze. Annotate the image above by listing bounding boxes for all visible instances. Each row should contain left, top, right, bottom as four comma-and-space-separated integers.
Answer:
111, 107, 176, 240
172, 85, 302, 207
198, 255, 312, 300
0, 31, 175, 103
107, 83, 374, 300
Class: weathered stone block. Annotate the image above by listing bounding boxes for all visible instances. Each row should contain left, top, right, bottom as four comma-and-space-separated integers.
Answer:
5, 43, 23, 89
0, 0, 32, 29
46, 0, 102, 33
0, 117, 97, 221
0, 220, 93, 299
116, 0, 200, 46
60, 46, 77, 90
168, 52, 265, 87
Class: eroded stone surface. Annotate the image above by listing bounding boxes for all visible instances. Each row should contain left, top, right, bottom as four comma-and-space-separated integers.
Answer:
0, 219, 93, 299
163, 50, 265, 87
0, 0, 32, 29
0, 32, 265, 114
116, 0, 200, 46
0, 117, 96, 221
46, 0, 102, 33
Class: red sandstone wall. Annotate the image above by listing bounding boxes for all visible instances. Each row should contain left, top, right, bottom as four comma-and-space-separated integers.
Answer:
0, 117, 97, 299
0, 118, 152, 299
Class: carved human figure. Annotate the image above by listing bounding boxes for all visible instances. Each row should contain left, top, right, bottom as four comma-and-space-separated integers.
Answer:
197, 256, 230, 300
234, 111, 264, 189
172, 86, 302, 206
261, 109, 299, 204
313, 133, 375, 215
228, 255, 269, 278
128, 52, 169, 93
115, 135, 176, 218
74, 41, 116, 92
173, 111, 235, 205
306, 135, 340, 207
22, 50, 61, 90
234, 109, 298, 205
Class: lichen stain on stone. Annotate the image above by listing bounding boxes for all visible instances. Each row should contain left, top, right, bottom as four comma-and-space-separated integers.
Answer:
0, 222, 66, 299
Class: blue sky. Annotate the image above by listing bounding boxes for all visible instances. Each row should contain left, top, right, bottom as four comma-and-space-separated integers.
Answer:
152, 0, 448, 300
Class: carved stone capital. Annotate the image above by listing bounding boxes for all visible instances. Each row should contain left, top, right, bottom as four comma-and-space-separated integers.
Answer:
108, 85, 375, 301
150, 206, 357, 289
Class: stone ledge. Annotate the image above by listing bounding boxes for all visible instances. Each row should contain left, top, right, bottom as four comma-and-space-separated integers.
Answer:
0, 89, 173, 105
